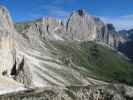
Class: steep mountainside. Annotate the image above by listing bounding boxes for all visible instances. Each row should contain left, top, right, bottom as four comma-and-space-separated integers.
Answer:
0, 5, 133, 99
119, 29, 133, 62
119, 29, 133, 40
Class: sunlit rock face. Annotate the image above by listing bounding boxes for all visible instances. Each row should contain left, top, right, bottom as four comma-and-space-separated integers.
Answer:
0, 6, 14, 30
66, 9, 105, 41
41, 17, 65, 40
65, 10, 122, 47
104, 24, 121, 47
15, 17, 65, 41
0, 6, 32, 87
0, 6, 16, 77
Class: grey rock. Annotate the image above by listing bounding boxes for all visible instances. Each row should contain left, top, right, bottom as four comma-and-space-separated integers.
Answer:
0, 5, 14, 31
0, 5, 16, 77
65, 10, 122, 48
66, 9, 105, 41
0, 84, 133, 100
104, 24, 121, 47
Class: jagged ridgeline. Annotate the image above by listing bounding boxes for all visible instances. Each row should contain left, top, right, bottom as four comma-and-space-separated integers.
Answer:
14, 9, 133, 86
0, 5, 133, 100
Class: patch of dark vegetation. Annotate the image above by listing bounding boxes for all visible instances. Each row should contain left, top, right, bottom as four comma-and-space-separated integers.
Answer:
118, 40, 133, 62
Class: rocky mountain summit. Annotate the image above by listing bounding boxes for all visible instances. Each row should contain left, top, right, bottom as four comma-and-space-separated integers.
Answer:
66, 10, 123, 47
0, 5, 133, 100
0, 6, 14, 30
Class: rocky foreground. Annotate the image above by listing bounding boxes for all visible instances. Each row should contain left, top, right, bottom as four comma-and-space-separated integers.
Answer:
0, 84, 133, 100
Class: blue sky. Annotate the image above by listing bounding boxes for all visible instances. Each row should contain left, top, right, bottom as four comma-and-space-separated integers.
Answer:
0, 0, 133, 30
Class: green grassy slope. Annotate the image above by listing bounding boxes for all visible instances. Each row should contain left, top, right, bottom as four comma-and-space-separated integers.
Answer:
14, 21, 133, 85
51, 41, 133, 85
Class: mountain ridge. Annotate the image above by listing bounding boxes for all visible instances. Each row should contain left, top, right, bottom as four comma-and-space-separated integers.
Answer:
15, 9, 124, 48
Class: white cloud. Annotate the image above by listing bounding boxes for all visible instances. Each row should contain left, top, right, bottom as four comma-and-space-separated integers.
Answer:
100, 15, 133, 30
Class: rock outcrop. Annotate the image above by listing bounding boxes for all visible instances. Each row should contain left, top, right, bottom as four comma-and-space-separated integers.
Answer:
0, 5, 32, 88
66, 9, 100, 41
0, 6, 14, 30
104, 24, 121, 47
15, 17, 65, 41
66, 9, 106, 42
0, 5, 16, 77
0, 84, 133, 100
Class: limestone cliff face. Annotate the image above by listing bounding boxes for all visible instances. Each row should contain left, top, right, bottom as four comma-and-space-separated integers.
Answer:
0, 6, 32, 87
104, 24, 121, 47
66, 9, 105, 41
41, 17, 65, 38
0, 6, 16, 77
15, 17, 65, 41
0, 6, 14, 31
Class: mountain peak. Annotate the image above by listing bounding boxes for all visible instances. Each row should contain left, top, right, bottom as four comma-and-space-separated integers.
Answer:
76, 9, 86, 16
106, 23, 116, 30
0, 5, 8, 11
0, 5, 14, 30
